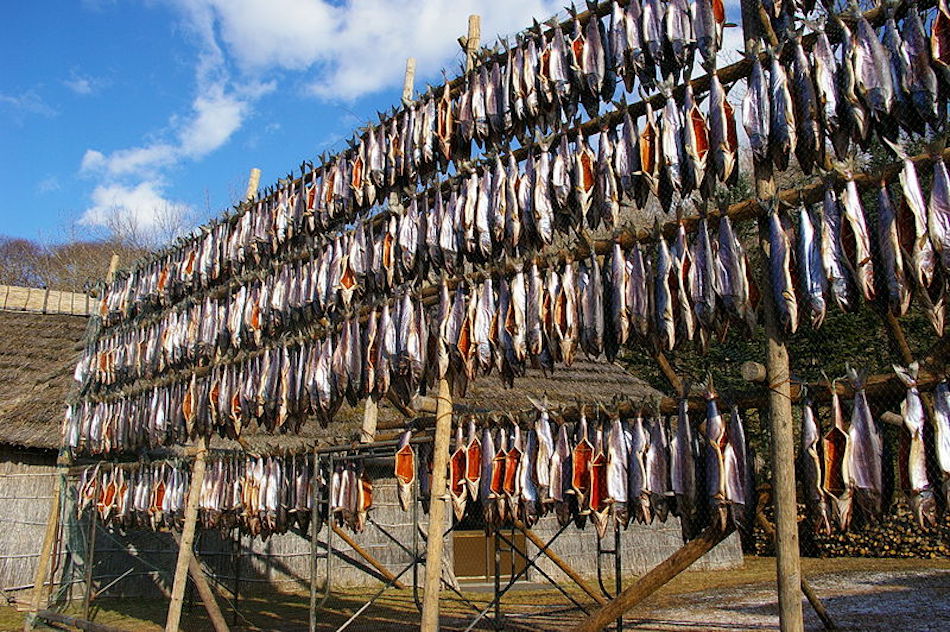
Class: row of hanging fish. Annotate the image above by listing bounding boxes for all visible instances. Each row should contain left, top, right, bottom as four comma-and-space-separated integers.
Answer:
76, 461, 189, 531
767, 153, 950, 336
396, 389, 751, 539
94, 0, 727, 329
744, 3, 946, 177
87, 70, 745, 389
74, 453, 374, 537
799, 366, 950, 535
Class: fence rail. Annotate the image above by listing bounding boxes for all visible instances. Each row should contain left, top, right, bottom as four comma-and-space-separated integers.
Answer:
0, 284, 92, 317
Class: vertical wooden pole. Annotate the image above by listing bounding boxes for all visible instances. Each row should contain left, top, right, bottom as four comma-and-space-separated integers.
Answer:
106, 254, 120, 284
82, 512, 98, 621
360, 399, 379, 443
171, 532, 230, 632
165, 439, 209, 632
740, 2, 803, 630
464, 15, 481, 72
402, 58, 417, 106
244, 168, 262, 202
419, 377, 454, 632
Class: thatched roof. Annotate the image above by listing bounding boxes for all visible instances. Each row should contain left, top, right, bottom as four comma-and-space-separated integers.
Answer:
0, 300, 661, 454
0, 309, 88, 451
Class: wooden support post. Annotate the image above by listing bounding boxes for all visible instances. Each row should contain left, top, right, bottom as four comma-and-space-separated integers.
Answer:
361, 398, 379, 443
244, 168, 261, 202
572, 524, 733, 632
331, 524, 408, 589
654, 352, 684, 395
512, 520, 607, 606
402, 58, 417, 106
36, 610, 128, 632
419, 377, 454, 632
740, 2, 803, 630
165, 439, 209, 632
463, 15, 481, 72
24, 456, 65, 632
106, 254, 120, 284
171, 533, 230, 632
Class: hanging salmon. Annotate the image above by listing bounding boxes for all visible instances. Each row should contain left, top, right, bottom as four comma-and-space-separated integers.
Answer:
450, 421, 468, 521
480, 424, 496, 529
876, 183, 911, 317
671, 395, 697, 537
934, 380, 950, 509
767, 203, 798, 334
800, 397, 831, 536
589, 425, 611, 538
822, 377, 853, 531
846, 366, 883, 522
627, 411, 651, 524
894, 363, 937, 529
797, 206, 827, 328
571, 411, 594, 513
703, 378, 728, 529
606, 411, 629, 528
551, 420, 573, 527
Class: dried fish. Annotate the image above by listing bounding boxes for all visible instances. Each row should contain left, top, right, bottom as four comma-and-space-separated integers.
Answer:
800, 398, 832, 535
766, 205, 798, 334
797, 206, 827, 328
846, 366, 883, 522
894, 363, 937, 529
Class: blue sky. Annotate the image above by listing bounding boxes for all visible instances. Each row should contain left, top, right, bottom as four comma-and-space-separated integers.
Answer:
1, 0, 743, 246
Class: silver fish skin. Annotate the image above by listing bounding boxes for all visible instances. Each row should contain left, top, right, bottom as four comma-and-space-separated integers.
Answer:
853, 14, 894, 117
670, 222, 694, 346
846, 366, 883, 521
665, 0, 694, 71
797, 206, 827, 328
645, 415, 672, 522
716, 216, 754, 329
655, 235, 676, 351
891, 148, 938, 289
550, 24, 572, 106
551, 423, 573, 526
508, 270, 528, 365
526, 262, 544, 356
534, 142, 555, 244
555, 261, 578, 366
626, 243, 651, 339
724, 405, 752, 530
901, 4, 939, 126
505, 154, 522, 251
596, 130, 620, 227
607, 414, 629, 526
623, 0, 645, 87
627, 412, 651, 524
671, 397, 696, 532
690, 217, 718, 331
578, 255, 604, 359
490, 155, 507, 246
473, 279, 495, 375
790, 35, 819, 175
523, 35, 541, 120
479, 425, 495, 513
840, 175, 876, 302
800, 398, 832, 535
520, 429, 540, 526
837, 18, 869, 147
894, 363, 937, 528
929, 157, 950, 271
693, 0, 721, 64
934, 381, 950, 507
659, 86, 684, 193
534, 403, 555, 504
876, 184, 911, 317
475, 170, 493, 258
582, 7, 606, 100
881, 12, 913, 128
472, 66, 488, 141
642, 0, 665, 72
767, 207, 798, 334
552, 135, 572, 211
609, 242, 629, 349
819, 187, 852, 312
609, 2, 628, 73
768, 51, 796, 172
812, 28, 840, 145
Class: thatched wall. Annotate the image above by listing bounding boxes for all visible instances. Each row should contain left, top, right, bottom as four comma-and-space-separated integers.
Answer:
0, 448, 59, 596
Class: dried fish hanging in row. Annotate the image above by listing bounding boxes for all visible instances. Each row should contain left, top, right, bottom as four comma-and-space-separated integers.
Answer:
94, 0, 727, 328
766, 158, 950, 337
800, 370, 950, 536
394, 393, 752, 541
74, 452, 374, 537
745, 3, 945, 177
76, 461, 189, 532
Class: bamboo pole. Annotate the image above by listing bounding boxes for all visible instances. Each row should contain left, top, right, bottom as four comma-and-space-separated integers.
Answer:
402, 58, 417, 107
512, 520, 607, 606
419, 376, 454, 632
464, 15, 481, 72
164, 438, 209, 632
171, 532, 230, 632
106, 254, 120, 284
572, 524, 733, 632
331, 524, 408, 590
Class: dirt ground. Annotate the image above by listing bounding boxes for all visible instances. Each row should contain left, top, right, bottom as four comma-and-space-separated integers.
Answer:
3, 557, 947, 631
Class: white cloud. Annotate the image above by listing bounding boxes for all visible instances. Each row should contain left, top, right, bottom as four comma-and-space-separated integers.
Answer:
0, 90, 57, 118
37, 176, 61, 194
167, 0, 563, 101
80, 181, 191, 235
63, 73, 107, 96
